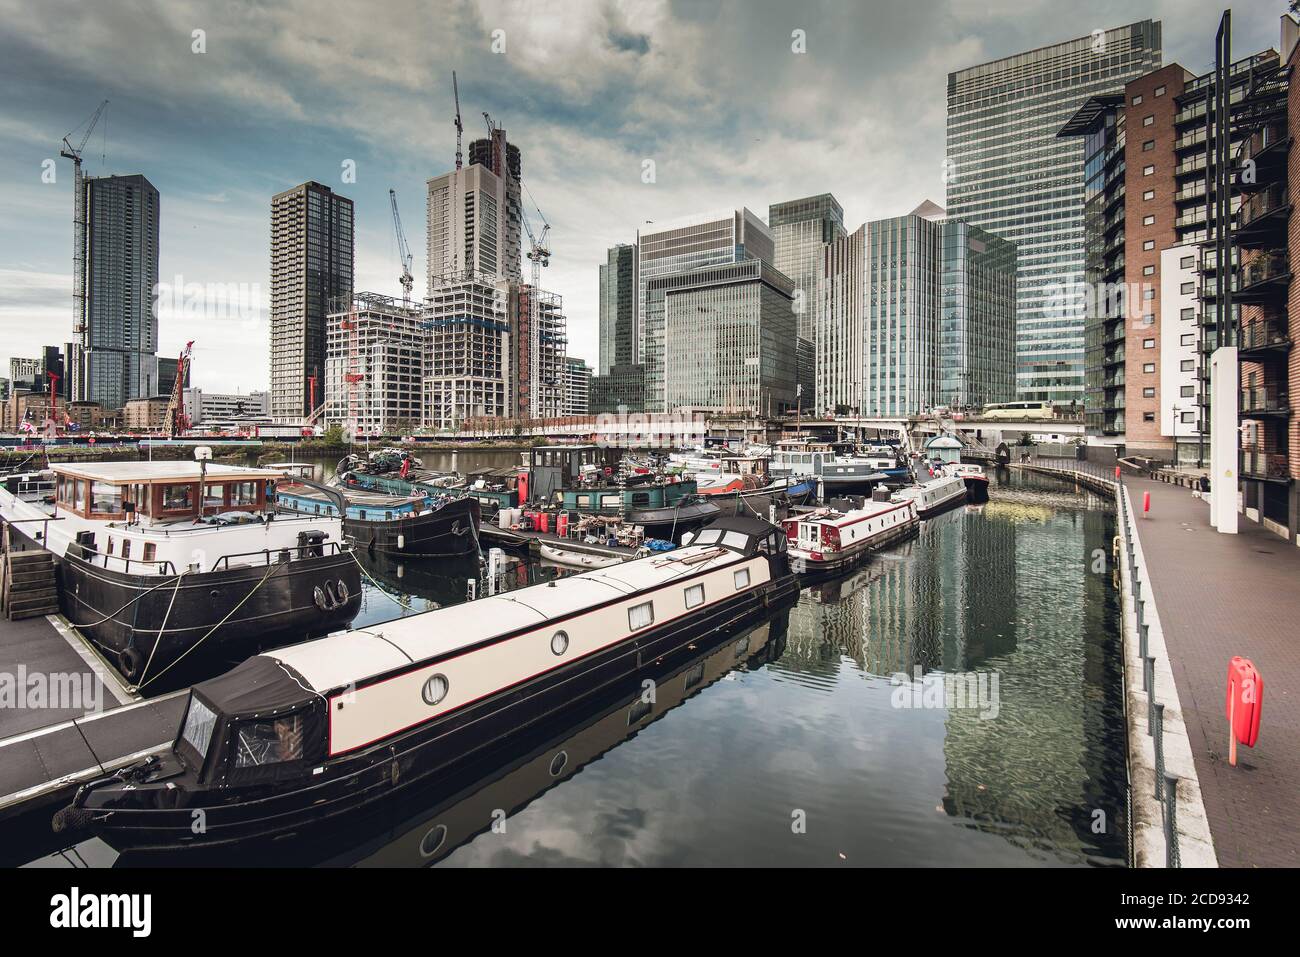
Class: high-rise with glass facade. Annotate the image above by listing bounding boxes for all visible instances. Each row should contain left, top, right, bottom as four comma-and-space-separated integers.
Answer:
598, 243, 636, 375
947, 20, 1162, 406
769, 194, 845, 406
78, 173, 160, 410
636, 209, 773, 412
653, 259, 798, 415
939, 222, 1018, 410
269, 181, 354, 421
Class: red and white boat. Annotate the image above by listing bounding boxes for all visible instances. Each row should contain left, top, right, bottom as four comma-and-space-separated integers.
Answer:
947, 463, 990, 501
781, 497, 919, 575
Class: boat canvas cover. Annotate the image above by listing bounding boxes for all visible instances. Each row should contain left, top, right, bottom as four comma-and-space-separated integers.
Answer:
183, 655, 327, 782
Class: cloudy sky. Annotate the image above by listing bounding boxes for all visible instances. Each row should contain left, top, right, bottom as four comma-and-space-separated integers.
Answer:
0, 0, 1280, 394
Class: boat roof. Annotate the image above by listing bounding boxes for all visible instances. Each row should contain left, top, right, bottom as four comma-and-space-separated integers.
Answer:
266, 540, 751, 694
49, 461, 285, 484
789, 499, 907, 524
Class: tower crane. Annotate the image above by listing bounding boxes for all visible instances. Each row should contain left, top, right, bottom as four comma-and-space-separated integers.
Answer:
163, 341, 194, 438
389, 188, 415, 305
60, 99, 109, 345
522, 185, 551, 290
452, 71, 464, 170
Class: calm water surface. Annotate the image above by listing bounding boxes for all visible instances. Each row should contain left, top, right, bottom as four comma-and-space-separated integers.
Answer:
27, 463, 1126, 868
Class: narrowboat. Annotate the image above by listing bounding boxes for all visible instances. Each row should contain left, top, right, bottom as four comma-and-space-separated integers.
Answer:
781, 496, 919, 575
55, 516, 798, 851
947, 463, 990, 502
890, 473, 968, 517
0, 459, 361, 686
688, 453, 816, 517
274, 481, 480, 559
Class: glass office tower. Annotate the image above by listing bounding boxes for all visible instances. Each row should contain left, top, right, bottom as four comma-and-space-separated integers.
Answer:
946, 20, 1162, 406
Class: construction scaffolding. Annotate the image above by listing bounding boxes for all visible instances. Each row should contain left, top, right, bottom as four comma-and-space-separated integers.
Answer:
325, 292, 425, 437
421, 274, 512, 430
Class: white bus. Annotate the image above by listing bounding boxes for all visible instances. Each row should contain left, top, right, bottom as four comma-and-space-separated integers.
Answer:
981, 401, 1055, 421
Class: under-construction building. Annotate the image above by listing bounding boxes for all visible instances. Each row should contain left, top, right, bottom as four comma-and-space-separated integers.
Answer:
324, 292, 424, 437
425, 128, 523, 291
421, 274, 513, 429
510, 283, 567, 420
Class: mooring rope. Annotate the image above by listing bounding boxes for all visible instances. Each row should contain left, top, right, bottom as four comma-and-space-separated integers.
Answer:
136, 561, 280, 690
135, 568, 188, 687
344, 547, 419, 612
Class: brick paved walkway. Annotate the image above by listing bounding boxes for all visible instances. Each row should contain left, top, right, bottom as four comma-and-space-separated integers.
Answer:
1125, 475, 1299, 867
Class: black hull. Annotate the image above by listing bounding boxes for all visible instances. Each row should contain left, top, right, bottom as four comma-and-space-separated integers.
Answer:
788, 522, 920, 578
626, 501, 722, 538
706, 485, 815, 519
963, 479, 990, 503
56, 550, 362, 689
76, 569, 801, 851
281, 497, 481, 558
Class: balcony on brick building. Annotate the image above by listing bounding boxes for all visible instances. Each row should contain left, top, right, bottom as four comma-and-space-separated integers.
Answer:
1241, 447, 1290, 482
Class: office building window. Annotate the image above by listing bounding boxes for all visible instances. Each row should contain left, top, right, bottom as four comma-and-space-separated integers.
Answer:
1155, 85, 1166, 96
1142, 215, 1155, 225
1143, 338, 1156, 349
1143, 190, 1155, 201
1143, 165, 1155, 175
1143, 115, 1154, 127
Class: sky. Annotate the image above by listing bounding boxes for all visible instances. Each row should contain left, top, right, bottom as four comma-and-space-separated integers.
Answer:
0, 0, 1282, 394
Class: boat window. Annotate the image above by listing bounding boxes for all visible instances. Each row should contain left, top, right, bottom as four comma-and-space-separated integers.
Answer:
162, 484, 193, 511
692, 529, 721, 546
722, 530, 749, 551
684, 584, 705, 609
181, 695, 218, 760
121, 539, 131, 560
231, 481, 259, 506
551, 630, 569, 656
421, 674, 450, 706
143, 543, 157, 563
204, 484, 225, 509
105, 537, 114, 556
631, 492, 650, 506
733, 568, 751, 590
628, 601, 654, 631
73, 479, 87, 513
90, 482, 122, 513
233, 713, 305, 767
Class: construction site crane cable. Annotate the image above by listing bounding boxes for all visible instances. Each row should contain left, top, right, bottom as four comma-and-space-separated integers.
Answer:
452, 71, 464, 171
60, 99, 109, 346
389, 188, 415, 305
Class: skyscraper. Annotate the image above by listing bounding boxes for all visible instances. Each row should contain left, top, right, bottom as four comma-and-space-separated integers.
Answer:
636, 209, 773, 412
269, 181, 354, 421
769, 194, 845, 407
820, 201, 1016, 417
598, 243, 636, 375
654, 259, 799, 415
947, 20, 1162, 405
427, 129, 523, 290
77, 173, 160, 409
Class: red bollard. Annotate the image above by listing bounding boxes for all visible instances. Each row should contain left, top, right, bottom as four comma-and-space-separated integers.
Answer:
1114, 465, 1121, 479
1143, 491, 1150, 515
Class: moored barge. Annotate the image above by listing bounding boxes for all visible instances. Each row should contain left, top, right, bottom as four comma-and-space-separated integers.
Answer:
780, 497, 919, 576
58, 516, 798, 850
890, 472, 968, 517
0, 460, 361, 686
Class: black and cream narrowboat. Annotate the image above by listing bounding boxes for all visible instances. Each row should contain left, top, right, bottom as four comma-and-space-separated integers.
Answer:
0, 460, 361, 687
780, 496, 920, 576
55, 516, 798, 850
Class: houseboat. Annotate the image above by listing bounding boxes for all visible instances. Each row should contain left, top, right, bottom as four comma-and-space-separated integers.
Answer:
780, 496, 919, 575
766, 441, 907, 493
890, 472, 968, 517
274, 481, 480, 559
947, 463, 990, 502
0, 459, 361, 685
689, 453, 816, 516
526, 445, 721, 538
57, 516, 798, 851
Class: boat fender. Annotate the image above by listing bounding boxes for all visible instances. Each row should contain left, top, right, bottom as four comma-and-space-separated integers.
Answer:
51, 805, 95, 834
325, 580, 339, 608
397, 533, 405, 550
336, 579, 350, 604
119, 647, 143, 682
313, 586, 330, 611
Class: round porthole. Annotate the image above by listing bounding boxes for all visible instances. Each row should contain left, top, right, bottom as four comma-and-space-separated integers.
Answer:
549, 750, 569, 777
419, 823, 448, 858
550, 630, 569, 656
421, 673, 449, 706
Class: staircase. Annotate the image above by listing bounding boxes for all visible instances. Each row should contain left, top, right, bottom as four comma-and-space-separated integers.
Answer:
1, 550, 60, 620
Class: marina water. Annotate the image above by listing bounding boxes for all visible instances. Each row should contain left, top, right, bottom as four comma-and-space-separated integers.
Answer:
27, 461, 1125, 868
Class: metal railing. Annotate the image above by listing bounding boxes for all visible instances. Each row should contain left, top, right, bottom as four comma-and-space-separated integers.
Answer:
1241, 448, 1290, 480
1119, 485, 1182, 869
1239, 318, 1290, 352
1240, 385, 1290, 415
211, 540, 347, 570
